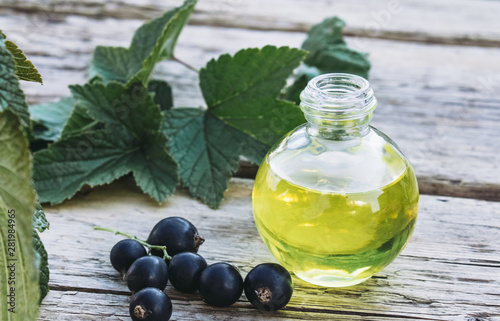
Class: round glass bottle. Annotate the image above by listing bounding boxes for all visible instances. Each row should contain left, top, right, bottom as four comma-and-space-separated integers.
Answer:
252, 73, 419, 287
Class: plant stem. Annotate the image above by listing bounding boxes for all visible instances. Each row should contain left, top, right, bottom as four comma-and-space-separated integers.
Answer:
93, 226, 172, 261
171, 56, 199, 73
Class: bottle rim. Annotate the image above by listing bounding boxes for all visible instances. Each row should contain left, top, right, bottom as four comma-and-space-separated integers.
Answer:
300, 73, 377, 119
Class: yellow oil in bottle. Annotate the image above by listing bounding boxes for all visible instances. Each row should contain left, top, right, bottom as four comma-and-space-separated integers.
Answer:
252, 152, 419, 287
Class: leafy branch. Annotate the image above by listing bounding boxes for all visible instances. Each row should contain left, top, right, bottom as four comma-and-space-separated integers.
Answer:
29, 0, 370, 209
0, 31, 49, 320
285, 17, 371, 103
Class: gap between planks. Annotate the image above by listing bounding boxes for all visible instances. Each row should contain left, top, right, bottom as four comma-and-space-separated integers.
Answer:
43, 286, 441, 321
1, 0, 500, 48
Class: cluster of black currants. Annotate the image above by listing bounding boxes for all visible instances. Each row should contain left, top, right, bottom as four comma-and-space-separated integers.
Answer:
104, 216, 293, 321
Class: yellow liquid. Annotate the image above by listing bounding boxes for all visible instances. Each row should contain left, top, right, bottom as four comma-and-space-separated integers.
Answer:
252, 159, 418, 287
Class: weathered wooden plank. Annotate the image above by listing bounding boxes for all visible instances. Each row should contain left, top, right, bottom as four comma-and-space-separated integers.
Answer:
1, 0, 500, 47
38, 290, 399, 321
38, 178, 500, 321
1, 13, 499, 201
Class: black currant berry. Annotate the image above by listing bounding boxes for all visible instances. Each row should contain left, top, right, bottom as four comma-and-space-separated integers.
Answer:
129, 287, 172, 321
199, 262, 243, 307
126, 255, 169, 293
168, 252, 207, 293
147, 217, 204, 257
110, 239, 147, 276
243, 263, 293, 312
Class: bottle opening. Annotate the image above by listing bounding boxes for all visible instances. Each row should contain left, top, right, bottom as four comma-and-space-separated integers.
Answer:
300, 73, 376, 118
299, 73, 377, 139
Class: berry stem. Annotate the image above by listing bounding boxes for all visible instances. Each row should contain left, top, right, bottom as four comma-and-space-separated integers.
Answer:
93, 226, 172, 261
171, 55, 199, 73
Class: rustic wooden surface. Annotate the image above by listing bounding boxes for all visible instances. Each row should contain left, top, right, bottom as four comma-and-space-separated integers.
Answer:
37, 178, 500, 321
0, 0, 499, 320
1, 4, 500, 202
2, 0, 499, 47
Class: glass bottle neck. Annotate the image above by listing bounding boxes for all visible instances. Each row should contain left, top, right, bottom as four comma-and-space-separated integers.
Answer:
305, 115, 372, 140
300, 73, 377, 140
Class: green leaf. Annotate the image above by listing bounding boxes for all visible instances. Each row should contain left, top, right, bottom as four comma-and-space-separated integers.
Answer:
29, 97, 76, 141
57, 79, 171, 141
34, 129, 138, 204
60, 104, 99, 139
2, 33, 43, 84
305, 44, 371, 78
163, 108, 269, 208
301, 17, 371, 78
231, 126, 269, 165
70, 82, 161, 141
33, 231, 49, 304
33, 82, 178, 204
283, 65, 320, 104
34, 128, 177, 204
32, 202, 49, 233
89, 0, 197, 85
57, 76, 107, 139
163, 109, 239, 208
0, 38, 30, 127
148, 79, 173, 111
170, 46, 307, 206
302, 16, 347, 50
201, 46, 307, 146
283, 73, 310, 105
0, 110, 39, 320
32, 202, 50, 303
284, 17, 372, 104
88, 47, 132, 84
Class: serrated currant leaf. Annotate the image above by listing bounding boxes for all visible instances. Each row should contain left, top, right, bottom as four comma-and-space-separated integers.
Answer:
89, 0, 197, 85
33, 230, 49, 304
32, 202, 49, 233
32, 200, 50, 303
130, 131, 179, 203
87, 46, 135, 84
34, 128, 178, 204
60, 79, 172, 142
29, 96, 76, 141
163, 108, 269, 207
284, 65, 320, 104
301, 16, 371, 78
230, 126, 269, 165
60, 103, 98, 139
34, 82, 178, 204
0, 110, 38, 320
69, 82, 162, 142
302, 16, 346, 50
129, 0, 196, 85
284, 17, 371, 103
148, 79, 173, 111
34, 128, 139, 204
0, 38, 30, 127
200, 46, 307, 146
58, 77, 107, 139
305, 44, 371, 78
284, 73, 310, 105
163, 108, 241, 208
2, 33, 43, 84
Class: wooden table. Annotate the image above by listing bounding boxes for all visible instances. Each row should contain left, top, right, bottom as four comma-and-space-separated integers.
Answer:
1, 1, 499, 320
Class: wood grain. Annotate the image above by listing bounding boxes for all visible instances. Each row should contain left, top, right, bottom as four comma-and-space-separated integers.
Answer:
39, 179, 500, 320
37, 178, 500, 321
38, 290, 402, 321
0, 1, 497, 320
1, 13, 499, 201
1, 0, 500, 47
